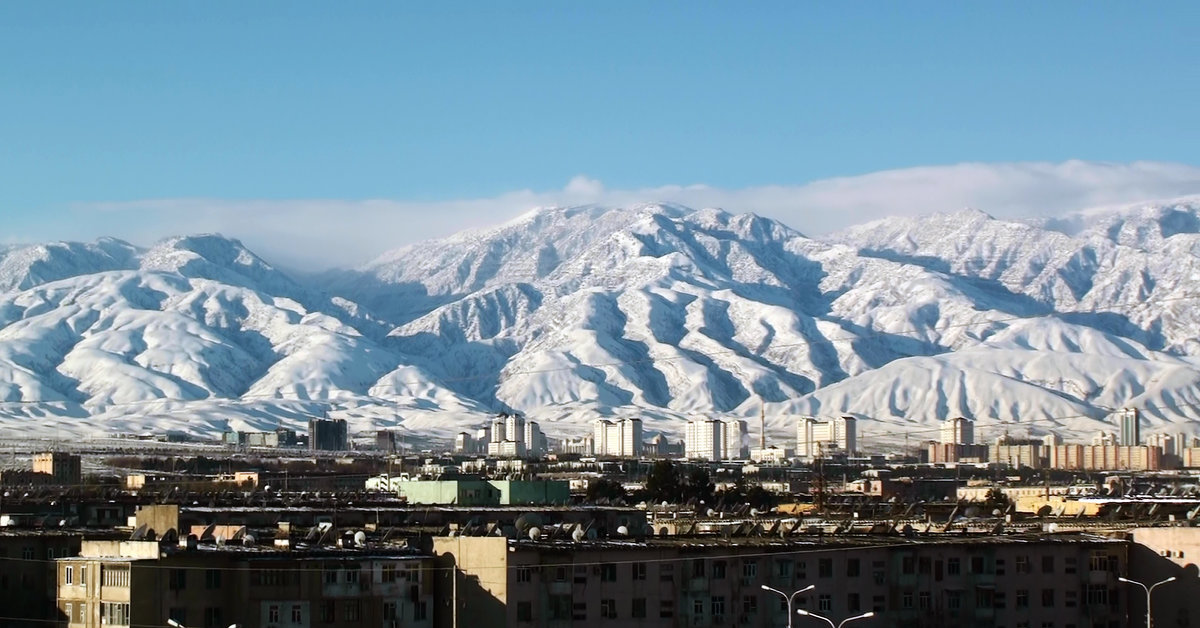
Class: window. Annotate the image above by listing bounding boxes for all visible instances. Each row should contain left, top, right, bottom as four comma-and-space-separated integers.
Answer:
660, 600, 674, 618
919, 591, 931, 610
47, 548, 55, 559
65, 603, 73, 622
343, 601, 360, 622
1017, 589, 1030, 609
919, 556, 931, 575
601, 599, 617, 619
632, 598, 646, 618
947, 591, 962, 610
169, 569, 187, 590
976, 588, 993, 609
268, 605, 280, 623
205, 569, 221, 589
289, 604, 301, 624
600, 563, 616, 582
415, 601, 428, 621
1042, 589, 1055, 607
65, 566, 73, 585
873, 568, 885, 585
693, 598, 704, 617
848, 593, 861, 612
847, 558, 860, 577
1085, 585, 1109, 606
554, 566, 566, 581
692, 560, 705, 578
550, 595, 572, 620
819, 558, 833, 578
743, 560, 758, 580
319, 601, 335, 623
516, 567, 532, 583
574, 566, 587, 584
996, 558, 1007, 575
796, 560, 807, 579
344, 568, 359, 584
102, 602, 131, 627
77, 603, 86, 623
776, 559, 793, 578
902, 556, 915, 574
1017, 555, 1030, 573
80, 565, 86, 584
632, 563, 646, 580
517, 602, 532, 622
743, 595, 759, 614
1065, 557, 1077, 574
1043, 556, 1055, 573
970, 556, 985, 574
712, 596, 726, 622
947, 558, 961, 575
323, 565, 338, 584
21, 546, 33, 560
995, 592, 1007, 609
572, 601, 587, 621
713, 560, 727, 579
204, 607, 223, 628
659, 564, 674, 582
819, 595, 832, 612
1065, 590, 1078, 608
872, 595, 886, 613
902, 592, 913, 609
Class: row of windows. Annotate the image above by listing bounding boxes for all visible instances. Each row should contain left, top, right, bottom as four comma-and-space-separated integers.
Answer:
259, 600, 428, 624
1, 546, 71, 560
513, 586, 1121, 622
513, 553, 1113, 586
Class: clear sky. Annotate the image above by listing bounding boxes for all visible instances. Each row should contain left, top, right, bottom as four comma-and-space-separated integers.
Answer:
2, 2, 1199, 267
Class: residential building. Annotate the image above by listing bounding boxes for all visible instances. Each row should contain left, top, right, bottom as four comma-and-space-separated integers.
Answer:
1118, 408, 1141, 446
57, 539, 434, 628
384, 479, 569, 506
797, 416, 857, 458
1046, 444, 1163, 471
432, 532, 1128, 628
940, 417, 974, 445
926, 442, 988, 464
685, 419, 748, 461
31, 452, 82, 486
309, 418, 348, 451
593, 418, 643, 458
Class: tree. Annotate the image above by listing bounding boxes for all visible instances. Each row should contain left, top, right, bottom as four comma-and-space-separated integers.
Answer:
683, 467, 715, 505
586, 478, 628, 503
645, 460, 681, 504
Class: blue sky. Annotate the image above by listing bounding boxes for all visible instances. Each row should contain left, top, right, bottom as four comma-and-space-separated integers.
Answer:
2, 2, 1199, 266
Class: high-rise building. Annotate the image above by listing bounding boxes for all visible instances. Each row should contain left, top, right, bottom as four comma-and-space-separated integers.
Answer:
308, 418, 348, 451
940, 417, 974, 445
32, 452, 82, 485
796, 416, 857, 458
593, 418, 644, 457
684, 418, 747, 460
1118, 408, 1141, 446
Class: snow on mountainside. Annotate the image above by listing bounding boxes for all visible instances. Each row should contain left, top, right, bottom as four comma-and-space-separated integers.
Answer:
4, 201, 1200, 446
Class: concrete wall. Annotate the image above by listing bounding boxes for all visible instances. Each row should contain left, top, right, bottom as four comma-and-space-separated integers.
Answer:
488, 480, 571, 505
1128, 527, 1200, 628
432, 537, 509, 628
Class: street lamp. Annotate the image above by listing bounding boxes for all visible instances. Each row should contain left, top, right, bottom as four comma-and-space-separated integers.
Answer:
761, 584, 816, 628
1119, 576, 1177, 628
168, 621, 239, 628
797, 609, 876, 628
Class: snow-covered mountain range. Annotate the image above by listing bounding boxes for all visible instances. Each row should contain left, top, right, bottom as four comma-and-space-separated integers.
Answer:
4, 197, 1200, 447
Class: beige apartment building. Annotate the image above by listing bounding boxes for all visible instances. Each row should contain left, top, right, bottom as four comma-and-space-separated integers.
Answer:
433, 533, 1129, 628
57, 539, 435, 628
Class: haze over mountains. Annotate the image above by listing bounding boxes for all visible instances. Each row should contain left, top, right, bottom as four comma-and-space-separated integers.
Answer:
3, 197, 1200, 447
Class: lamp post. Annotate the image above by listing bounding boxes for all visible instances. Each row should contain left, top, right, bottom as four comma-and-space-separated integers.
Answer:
796, 609, 876, 628
761, 584, 815, 628
1119, 576, 1176, 628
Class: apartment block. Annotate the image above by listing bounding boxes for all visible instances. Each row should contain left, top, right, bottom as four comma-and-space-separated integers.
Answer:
433, 533, 1129, 628
797, 416, 857, 458
57, 539, 435, 628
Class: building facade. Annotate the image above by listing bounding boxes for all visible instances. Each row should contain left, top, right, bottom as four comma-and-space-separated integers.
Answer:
797, 416, 857, 458
940, 418, 975, 445
593, 419, 644, 458
309, 418, 348, 451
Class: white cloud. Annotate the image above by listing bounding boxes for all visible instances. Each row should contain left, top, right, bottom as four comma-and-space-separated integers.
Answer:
75, 160, 1200, 270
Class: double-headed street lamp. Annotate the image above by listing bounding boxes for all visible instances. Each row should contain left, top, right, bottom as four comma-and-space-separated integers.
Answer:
168, 620, 240, 628
1119, 575, 1177, 628
761, 584, 815, 628
796, 609, 875, 628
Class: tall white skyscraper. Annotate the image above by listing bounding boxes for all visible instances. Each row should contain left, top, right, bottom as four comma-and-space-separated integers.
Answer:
796, 416, 857, 458
1118, 408, 1140, 446
685, 418, 747, 460
593, 418, 643, 457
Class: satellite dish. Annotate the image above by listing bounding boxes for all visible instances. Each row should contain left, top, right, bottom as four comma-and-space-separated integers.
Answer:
243, 535, 256, 546
354, 531, 367, 546
528, 527, 541, 541
750, 508, 761, 517
572, 527, 585, 542
1047, 523, 1059, 533
215, 536, 226, 546
130, 524, 148, 541
200, 524, 217, 541
616, 525, 629, 536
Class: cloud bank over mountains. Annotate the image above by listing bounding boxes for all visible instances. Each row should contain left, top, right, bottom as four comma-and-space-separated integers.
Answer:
79, 160, 1200, 269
